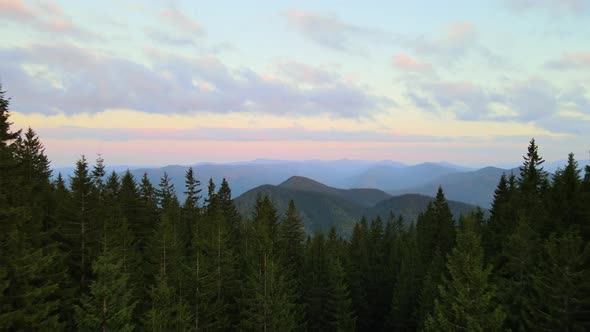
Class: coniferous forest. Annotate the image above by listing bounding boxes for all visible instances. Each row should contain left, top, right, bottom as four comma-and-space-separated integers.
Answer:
2, 85, 590, 331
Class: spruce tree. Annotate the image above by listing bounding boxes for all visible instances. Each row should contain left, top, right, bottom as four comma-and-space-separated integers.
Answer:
415, 187, 456, 324
75, 247, 137, 331
524, 231, 590, 330
518, 138, 550, 235
327, 257, 356, 331
388, 223, 421, 331
424, 218, 505, 331
239, 253, 299, 331
550, 153, 583, 232
305, 232, 332, 331
347, 218, 370, 331
279, 200, 306, 288
498, 214, 540, 330
66, 155, 96, 289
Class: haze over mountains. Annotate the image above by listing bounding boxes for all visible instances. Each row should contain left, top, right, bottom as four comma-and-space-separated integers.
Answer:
53, 158, 588, 210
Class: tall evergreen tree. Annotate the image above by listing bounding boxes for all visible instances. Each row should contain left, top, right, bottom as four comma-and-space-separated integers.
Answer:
75, 245, 137, 331
347, 218, 370, 331
498, 214, 540, 330
65, 155, 96, 290
388, 223, 421, 331
279, 200, 306, 288
518, 138, 550, 235
524, 231, 590, 330
424, 218, 505, 331
305, 232, 332, 331
239, 252, 299, 331
415, 187, 456, 324
327, 257, 356, 332
550, 153, 583, 232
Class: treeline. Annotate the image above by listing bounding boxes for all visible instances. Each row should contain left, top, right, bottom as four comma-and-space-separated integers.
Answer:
1, 86, 590, 331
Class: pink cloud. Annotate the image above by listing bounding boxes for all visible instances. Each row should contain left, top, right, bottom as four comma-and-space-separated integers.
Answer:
392, 54, 432, 72
0, 0, 33, 19
159, 7, 204, 35
277, 61, 339, 85
0, 0, 95, 39
545, 51, 590, 69
283, 8, 374, 52
443, 21, 477, 48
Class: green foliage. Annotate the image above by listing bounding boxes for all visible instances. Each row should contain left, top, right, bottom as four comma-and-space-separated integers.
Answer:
75, 249, 136, 332
524, 231, 590, 330
239, 253, 299, 331
424, 218, 506, 331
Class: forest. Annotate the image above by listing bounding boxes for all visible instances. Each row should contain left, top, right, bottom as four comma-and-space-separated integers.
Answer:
1, 86, 590, 331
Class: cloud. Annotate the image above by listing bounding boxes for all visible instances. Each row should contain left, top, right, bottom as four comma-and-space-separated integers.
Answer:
283, 9, 381, 52
392, 54, 432, 72
159, 6, 204, 35
420, 81, 497, 120
35, 125, 466, 143
410, 21, 478, 58
0, 43, 392, 118
0, 0, 97, 39
505, 0, 590, 14
544, 52, 590, 69
504, 78, 558, 121
144, 27, 197, 47
144, 6, 205, 47
277, 61, 340, 86
406, 76, 590, 132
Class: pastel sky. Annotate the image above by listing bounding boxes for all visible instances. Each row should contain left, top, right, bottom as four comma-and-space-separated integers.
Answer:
1, 0, 589, 167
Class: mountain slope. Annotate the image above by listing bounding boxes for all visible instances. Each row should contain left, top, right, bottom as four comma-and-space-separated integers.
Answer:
278, 176, 391, 207
365, 194, 483, 224
390, 167, 517, 208
234, 176, 482, 237
234, 184, 365, 236
352, 162, 464, 190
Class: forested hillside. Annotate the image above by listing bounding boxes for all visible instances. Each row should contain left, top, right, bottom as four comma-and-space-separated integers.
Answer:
2, 86, 590, 331
234, 178, 481, 237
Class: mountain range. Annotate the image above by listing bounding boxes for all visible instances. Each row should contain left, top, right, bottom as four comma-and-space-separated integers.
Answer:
233, 176, 481, 237
52, 158, 587, 209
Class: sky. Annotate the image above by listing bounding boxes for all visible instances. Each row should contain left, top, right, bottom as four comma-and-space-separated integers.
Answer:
1, 0, 589, 167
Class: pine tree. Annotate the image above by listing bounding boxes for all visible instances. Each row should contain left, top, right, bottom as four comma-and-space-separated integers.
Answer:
145, 213, 191, 331
0, 84, 20, 224
424, 218, 505, 331
0, 119, 65, 330
484, 173, 516, 261
518, 138, 550, 235
75, 248, 137, 331
65, 155, 96, 290
388, 223, 421, 331
138, 172, 159, 251
145, 271, 191, 332
327, 257, 356, 332
415, 187, 456, 324
550, 153, 583, 232
279, 200, 306, 288
497, 214, 540, 330
524, 231, 590, 330
217, 178, 242, 248
347, 218, 370, 331
305, 232, 332, 331
239, 252, 299, 331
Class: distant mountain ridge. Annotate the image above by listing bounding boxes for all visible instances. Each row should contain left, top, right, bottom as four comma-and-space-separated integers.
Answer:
390, 166, 519, 208
52, 158, 583, 208
279, 176, 392, 207
234, 176, 481, 237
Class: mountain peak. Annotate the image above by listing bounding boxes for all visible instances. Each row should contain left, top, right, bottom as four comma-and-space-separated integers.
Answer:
279, 176, 334, 192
